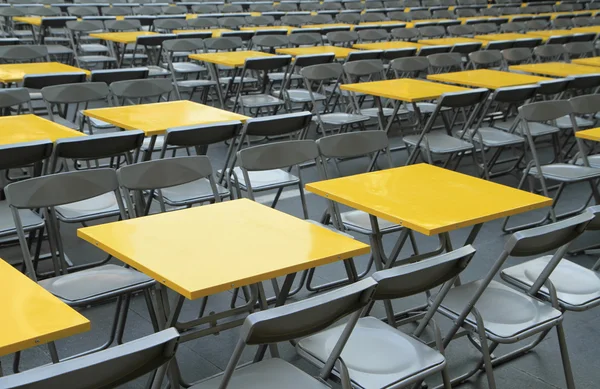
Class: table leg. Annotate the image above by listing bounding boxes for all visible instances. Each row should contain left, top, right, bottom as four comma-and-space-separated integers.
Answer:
367, 97, 404, 172
206, 62, 225, 108
406, 102, 425, 165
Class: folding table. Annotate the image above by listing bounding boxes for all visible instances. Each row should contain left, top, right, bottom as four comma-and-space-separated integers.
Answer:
576, 127, 600, 142
353, 41, 423, 50
0, 258, 89, 361
0, 114, 85, 146
525, 29, 576, 41
276, 45, 357, 59
173, 28, 232, 37
300, 23, 352, 29
405, 19, 451, 28
428, 69, 551, 89
509, 62, 600, 77
340, 78, 471, 164
572, 57, 600, 68
83, 100, 247, 159
474, 33, 532, 41
240, 25, 296, 34
0, 62, 89, 84
189, 50, 276, 107
570, 26, 600, 34
90, 31, 158, 66
418, 37, 488, 47
78, 199, 369, 382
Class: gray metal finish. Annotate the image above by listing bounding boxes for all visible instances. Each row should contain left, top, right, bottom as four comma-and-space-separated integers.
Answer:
468, 49, 503, 69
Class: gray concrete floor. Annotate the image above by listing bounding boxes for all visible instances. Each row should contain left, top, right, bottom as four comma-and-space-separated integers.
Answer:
2, 121, 600, 389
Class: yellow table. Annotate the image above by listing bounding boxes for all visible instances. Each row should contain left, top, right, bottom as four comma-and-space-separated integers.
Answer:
13, 16, 41, 26
405, 18, 451, 28
474, 33, 532, 41
78, 198, 369, 300
240, 25, 297, 34
306, 163, 552, 236
418, 37, 487, 47
0, 62, 89, 84
83, 100, 248, 137
526, 29, 576, 42
0, 258, 89, 357
341, 78, 471, 103
427, 69, 552, 89
510, 62, 600, 77
189, 50, 275, 67
91, 31, 159, 66
353, 41, 423, 50
0, 114, 84, 146
300, 23, 352, 29
576, 127, 600, 142
572, 57, 600, 68
276, 45, 356, 59
174, 28, 232, 37
570, 26, 600, 34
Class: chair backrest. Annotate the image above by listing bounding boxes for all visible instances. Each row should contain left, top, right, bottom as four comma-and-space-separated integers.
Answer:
246, 15, 276, 26
552, 18, 573, 29
564, 41, 595, 59
66, 19, 104, 32
427, 52, 463, 72
0, 329, 179, 389
289, 32, 323, 46
326, 30, 359, 46
391, 55, 430, 76
204, 36, 243, 51
500, 21, 526, 33
491, 84, 539, 104
0, 88, 32, 112
153, 18, 187, 31
518, 99, 573, 123
316, 130, 390, 161
110, 78, 173, 101
68, 6, 100, 17
569, 94, 600, 116
418, 45, 452, 57
105, 19, 140, 31
346, 50, 382, 62
439, 88, 488, 109
337, 12, 361, 24
237, 139, 318, 172
251, 35, 290, 51
41, 82, 109, 105
343, 59, 385, 80
526, 19, 549, 30
501, 47, 532, 64
533, 43, 567, 62
0, 140, 53, 172
372, 245, 475, 300
242, 55, 292, 72
469, 49, 503, 69
357, 28, 388, 42
0, 45, 48, 62
191, 4, 218, 13
418, 25, 446, 38
162, 38, 204, 53
23, 73, 87, 90
447, 24, 474, 37
390, 27, 420, 41
162, 121, 242, 157
472, 22, 497, 34
187, 17, 219, 28
90, 68, 149, 85
162, 5, 186, 15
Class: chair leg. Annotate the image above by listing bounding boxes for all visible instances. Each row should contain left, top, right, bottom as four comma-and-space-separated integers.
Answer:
471, 307, 497, 389
556, 321, 577, 389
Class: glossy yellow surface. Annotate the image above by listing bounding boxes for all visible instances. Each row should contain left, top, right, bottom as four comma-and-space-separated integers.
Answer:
571, 26, 600, 34
418, 37, 487, 47
526, 29, 574, 38
341, 78, 470, 103
306, 164, 552, 236
300, 23, 352, 29
13, 16, 41, 26
90, 31, 158, 44
78, 199, 370, 300
353, 41, 423, 50
84, 101, 248, 136
358, 20, 407, 26
405, 19, 450, 28
0, 115, 84, 145
474, 33, 533, 41
575, 127, 600, 142
510, 62, 600, 77
189, 50, 275, 67
427, 69, 551, 89
0, 62, 89, 83
240, 25, 296, 33
0, 258, 89, 357
277, 45, 356, 59
173, 28, 231, 37
572, 57, 600, 68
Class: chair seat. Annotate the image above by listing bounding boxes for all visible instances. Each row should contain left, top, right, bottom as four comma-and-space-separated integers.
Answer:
341, 210, 402, 235
574, 154, 600, 168
55, 192, 120, 222
501, 255, 600, 310
297, 316, 446, 389
440, 279, 562, 340
46, 45, 74, 56
468, 127, 524, 147
233, 94, 285, 108
172, 62, 206, 73
39, 264, 154, 304
80, 43, 109, 53
219, 76, 258, 84
190, 358, 330, 389
176, 79, 217, 88
406, 102, 451, 114
403, 133, 474, 154
78, 55, 117, 63
360, 107, 409, 118
147, 66, 171, 77
0, 201, 44, 237
556, 115, 595, 129
317, 112, 370, 126
494, 118, 559, 137
160, 179, 230, 205
525, 163, 600, 182
285, 88, 326, 103
232, 167, 298, 191
268, 72, 302, 82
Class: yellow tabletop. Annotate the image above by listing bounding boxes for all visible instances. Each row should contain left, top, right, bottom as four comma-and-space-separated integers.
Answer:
572, 57, 600, 68
575, 127, 600, 142
13, 16, 42, 26
78, 199, 370, 300
306, 164, 552, 236
0, 62, 89, 83
353, 41, 423, 50
0, 258, 89, 356
526, 29, 575, 41
358, 20, 407, 26
510, 62, 600, 77
570, 26, 600, 34
83, 100, 249, 136
341, 78, 471, 103
458, 16, 490, 24
90, 31, 158, 44
240, 25, 297, 33
418, 37, 486, 47
405, 18, 451, 28
0, 114, 84, 146
189, 50, 276, 67
174, 28, 231, 37
300, 23, 352, 29
277, 45, 356, 59
473, 33, 533, 42
427, 69, 552, 89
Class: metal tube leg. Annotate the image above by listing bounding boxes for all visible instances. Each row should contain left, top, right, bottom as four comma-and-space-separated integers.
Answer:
556, 321, 576, 389
471, 307, 496, 389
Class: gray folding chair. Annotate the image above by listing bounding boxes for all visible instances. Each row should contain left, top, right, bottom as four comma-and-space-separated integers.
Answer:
298, 246, 477, 389
448, 24, 475, 37
501, 46, 533, 66
0, 44, 49, 63
5, 169, 156, 362
427, 52, 463, 73
503, 100, 600, 232
65, 20, 117, 69
300, 62, 370, 135
357, 28, 388, 43
0, 328, 179, 389
403, 89, 488, 168
0, 87, 34, 115
277, 53, 334, 111
472, 22, 498, 35
188, 278, 377, 389
468, 49, 503, 69
564, 41, 596, 59
117, 156, 222, 216
534, 43, 568, 62
439, 212, 593, 389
